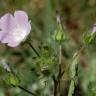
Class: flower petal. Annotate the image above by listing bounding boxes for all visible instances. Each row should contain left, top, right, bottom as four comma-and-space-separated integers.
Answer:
0, 13, 15, 31
0, 13, 16, 40
1, 34, 20, 47
8, 42, 20, 47
14, 11, 29, 29
27, 21, 31, 34
92, 27, 96, 33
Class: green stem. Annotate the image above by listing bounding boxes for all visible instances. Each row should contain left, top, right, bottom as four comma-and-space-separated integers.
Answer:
58, 44, 62, 96
52, 75, 58, 96
18, 86, 37, 96
27, 42, 40, 57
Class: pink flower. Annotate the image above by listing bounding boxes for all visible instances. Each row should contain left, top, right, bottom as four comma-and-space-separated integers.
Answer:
0, 11, 31, 47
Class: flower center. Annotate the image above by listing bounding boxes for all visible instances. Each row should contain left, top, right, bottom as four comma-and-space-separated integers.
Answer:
11, 28, 27, 42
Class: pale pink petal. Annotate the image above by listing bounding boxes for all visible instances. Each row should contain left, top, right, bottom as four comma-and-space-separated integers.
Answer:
8, 42, 20, 47
0, 13, 16, 31
14, 11, 29, 29
0, 13, 16, 41
0, 31, 4, 40
27, 21, 31, 34
1, 34, 20, 47
1, 34, 14, 44
92, 27, 96, 33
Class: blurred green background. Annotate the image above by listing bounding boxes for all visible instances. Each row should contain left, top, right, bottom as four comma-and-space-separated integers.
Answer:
0, 0, 96, 96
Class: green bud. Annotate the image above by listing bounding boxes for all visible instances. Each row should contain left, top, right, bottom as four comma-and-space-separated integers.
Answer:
84, 32, 96, 44
53, 23, 65, 42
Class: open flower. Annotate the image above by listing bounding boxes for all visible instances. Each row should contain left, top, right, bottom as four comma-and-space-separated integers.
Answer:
0, 11, 31, 47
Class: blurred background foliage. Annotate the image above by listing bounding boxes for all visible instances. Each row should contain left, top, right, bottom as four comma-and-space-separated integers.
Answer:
0, 0, 96, 96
